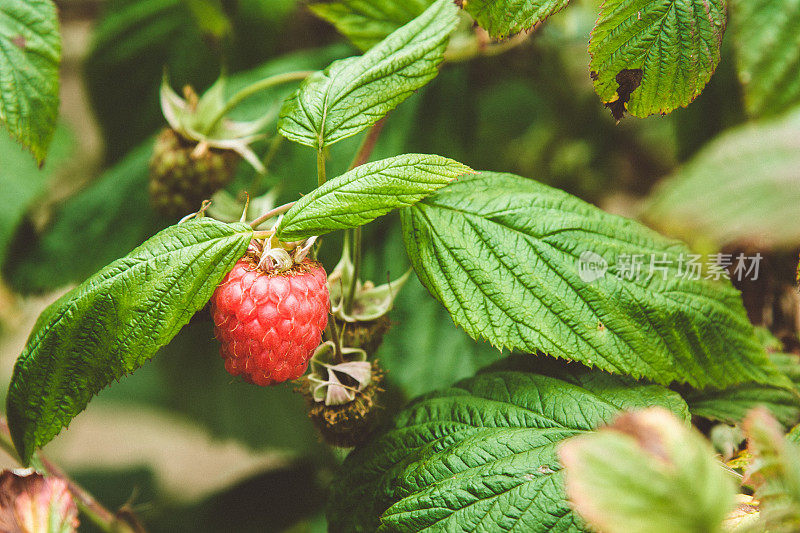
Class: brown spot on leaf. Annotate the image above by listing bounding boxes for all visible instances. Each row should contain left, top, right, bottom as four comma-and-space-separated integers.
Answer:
605, 68, 643, 122
589, 70, 598, 81
11, 35, 26, 49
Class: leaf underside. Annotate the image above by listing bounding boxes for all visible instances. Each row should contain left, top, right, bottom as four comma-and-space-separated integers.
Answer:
731, 0, 800, 117
462, 0, 571, 39
560, 408, 735, 533
643, 107, 800, 251
309, 0, 432, 51
277, 153, 472, 240
6, 219, 252, 464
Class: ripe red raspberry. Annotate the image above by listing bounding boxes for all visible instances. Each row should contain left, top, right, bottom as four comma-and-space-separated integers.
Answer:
210, 258, 329, 385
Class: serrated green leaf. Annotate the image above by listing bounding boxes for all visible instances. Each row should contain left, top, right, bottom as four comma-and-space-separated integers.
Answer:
276, 154, 471, 240
789, 423, 800, 444
589, 0, 726, 119
644, 105, 800, 251
0, 0, 61, 163
462, 0, 571, 39
681, 351, 800, 428
278, 0, 458, 149
401, 171, 778, 388
309, 0, 432, 51
560, 408, 735, 533
731, 0, 800, 117
328, 363, 689, 532
6, 219, 252, 465
360, 216, 502, 396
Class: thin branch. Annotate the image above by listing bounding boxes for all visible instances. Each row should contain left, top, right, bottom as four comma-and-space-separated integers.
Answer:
0, 418, 143, 533
348, 118, 387, 171
326, 315, 344, 364
249, 201, 296, 229
317, 149, 327, 187
206, 70, 314, 131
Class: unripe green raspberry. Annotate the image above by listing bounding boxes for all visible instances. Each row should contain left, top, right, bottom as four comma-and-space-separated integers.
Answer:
149, 128, 239, 217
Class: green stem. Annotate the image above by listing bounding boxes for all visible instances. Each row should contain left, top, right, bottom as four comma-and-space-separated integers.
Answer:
317, 148, 327, 187
207, 70, 313, 131
250, 201, 296, 229
344, 227, 361, 316
444, 29, 531, 63
326, 315, 344, 364
249, 134, 285, 194
341, 120, 386, 316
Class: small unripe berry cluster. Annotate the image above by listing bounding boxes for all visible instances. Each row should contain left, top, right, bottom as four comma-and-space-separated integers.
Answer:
149, 128, 238, 217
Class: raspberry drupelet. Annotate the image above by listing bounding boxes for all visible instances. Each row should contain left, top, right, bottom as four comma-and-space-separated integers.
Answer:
210, 257, 329, 386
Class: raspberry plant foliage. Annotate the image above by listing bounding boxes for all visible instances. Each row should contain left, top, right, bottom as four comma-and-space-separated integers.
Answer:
460, 0, 571, 39
589, 0, 727, 119
278, 0, 457, 149
6, 219, 254, 464
4, 0, 800, 530
329, 360, 690, 532
0, 0, 61, 163
731, 0, 800, 117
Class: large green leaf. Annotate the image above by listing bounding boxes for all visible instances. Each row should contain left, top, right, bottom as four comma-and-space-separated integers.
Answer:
643, 106, 800, 251
401, 171, 778, 388
309, 0, 432, 51
731, 0, 800, 117
589, 0, 726, 119
6, 219, 252, 465
328, 362, 689, 532
681, 351, 800, 428
560, 408, 735, 533
278, 0, 458, 149
0, 0, 61, 163
0, 124, 73, 267
276, 154, 471, 240
360, 215, 502, 397
462, 0, 571, 39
